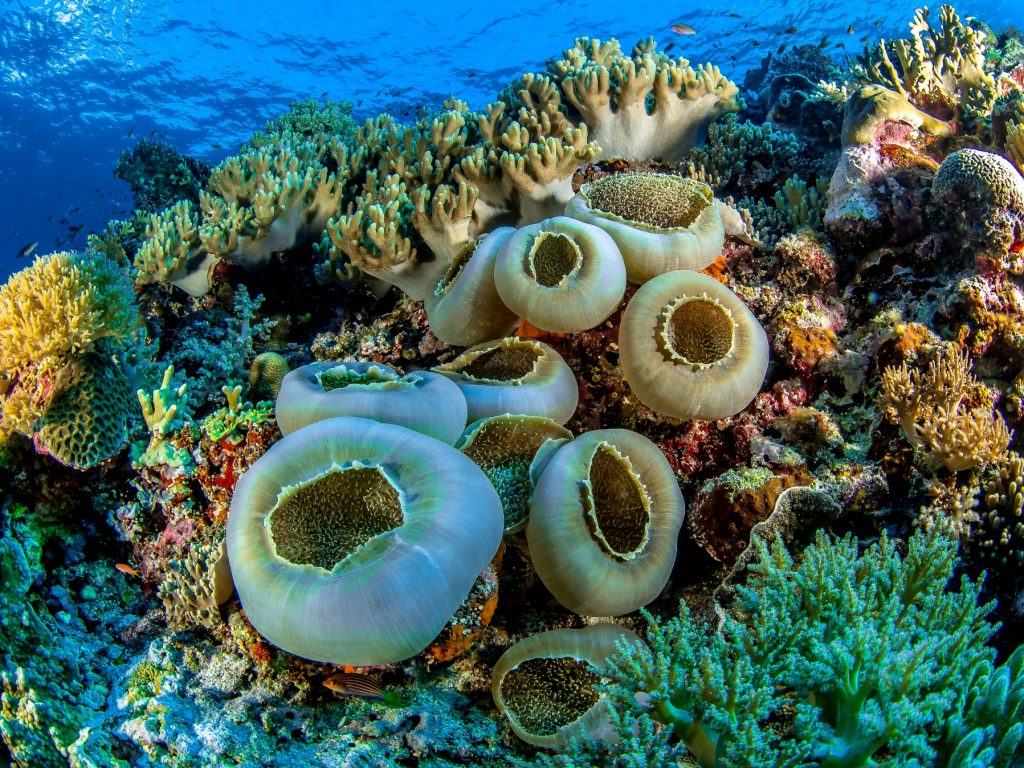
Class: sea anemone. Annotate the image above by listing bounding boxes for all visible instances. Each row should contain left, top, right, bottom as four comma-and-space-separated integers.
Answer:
433, 337, 578, 424
527, 428, 685, 616
492, 624, 644, 747
493, 216, 626, 333
275, 361, 467, 444
226, 416, 503, 665
565, 172, 724, 283
618, 270, 769, 420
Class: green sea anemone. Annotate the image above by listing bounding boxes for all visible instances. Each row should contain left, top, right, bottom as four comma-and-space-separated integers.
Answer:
226, 416, 503, 665
275, 361, 467, 444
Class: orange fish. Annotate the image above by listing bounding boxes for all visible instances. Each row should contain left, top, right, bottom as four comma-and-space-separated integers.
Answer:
115, 563, 140, 577
323, 672, 384, 699
670, 23, 697, 35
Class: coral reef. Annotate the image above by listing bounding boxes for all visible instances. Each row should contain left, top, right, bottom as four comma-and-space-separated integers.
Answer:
6, 8, 1024, 767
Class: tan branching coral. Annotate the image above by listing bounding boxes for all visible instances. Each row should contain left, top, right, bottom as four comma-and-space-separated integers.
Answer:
916, 478, 980, 541
855, 4, 995, 121
549, 37, 741, 162
977, 452, 1024, 568
879, 347, 1010, 472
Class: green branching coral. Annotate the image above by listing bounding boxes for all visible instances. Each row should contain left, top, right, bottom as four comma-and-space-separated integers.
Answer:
738, 177, 829, 247
114, 138, 211, 214
683, 116, 800, 194
243, 97, 359, 152
853, 4, 996, 125
578, 528, 1019, 768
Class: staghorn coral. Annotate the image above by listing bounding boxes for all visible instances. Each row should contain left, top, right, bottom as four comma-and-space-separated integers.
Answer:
549, 37, 741, 163
588, 528, 1015, 768
242, 97, 358, 151
879, 346, 1010, 472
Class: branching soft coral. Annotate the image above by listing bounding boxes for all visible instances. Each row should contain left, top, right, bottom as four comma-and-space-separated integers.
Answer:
879, 346, 1010, 472
576, 528, 1020, 768
549, 37, 741, 162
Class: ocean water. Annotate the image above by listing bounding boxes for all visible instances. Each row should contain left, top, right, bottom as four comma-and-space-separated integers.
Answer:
1, 0, 1022, 278
6, 2, 1024, 766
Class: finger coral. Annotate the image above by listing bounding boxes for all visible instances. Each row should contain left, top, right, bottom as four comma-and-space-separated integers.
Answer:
493, 216, 626, 333
527, 429, 685, 616
549, 37, 741, 162
619, 270, 769, 420
433, 337, 578, 424
879, 346, 1010, 472
854, 4, 996, 125
275, 361, 467, 444
226, 416, 503, 664
565, 172, 724, 283
492, 624, 643, 747
134, 200, 219, 296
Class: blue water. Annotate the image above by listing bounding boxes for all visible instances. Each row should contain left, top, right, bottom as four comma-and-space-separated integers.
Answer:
1, 0, 1022, 280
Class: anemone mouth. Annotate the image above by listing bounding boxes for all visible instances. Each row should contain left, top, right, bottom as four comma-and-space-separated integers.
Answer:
527, 232, 583, 287
434, 241, 477, 297
658, 296, 735, 368
583, 172, 713, 229
439, 339, 543, 385
315, 363, 403, 391
267, 463, 404, 571
500, 656, 601, 737
580, 442, 652, 561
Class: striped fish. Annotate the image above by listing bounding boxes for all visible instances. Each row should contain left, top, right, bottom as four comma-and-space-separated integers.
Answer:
322, 672, 384, 699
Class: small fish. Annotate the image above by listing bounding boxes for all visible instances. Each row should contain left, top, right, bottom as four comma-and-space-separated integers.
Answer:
751, 39, 761, 46
671, 23, 697, 35
150, 129, 158, 136
125, 128, 134, 138
212, 143, 223, 150
664, 42, 676, 52
729, 12, 741, 18
115, 563, 140, 577
323, 672, 384, 699
817, 34, 830, 48
835, 42, 846, 48
784, 26, 799, 33
874, 19, 882, 26
16, 241, 38, 258
777, 43, 787, 53
847, 24, 855, 34
68, 224, 84, 233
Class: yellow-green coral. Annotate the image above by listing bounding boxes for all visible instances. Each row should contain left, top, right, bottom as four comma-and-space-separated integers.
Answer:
854, 4, 996, 122
879, 346, 1010, 472
0, 251, 137, 376
134, 200, 217, 296
1007, 121, 1024, 174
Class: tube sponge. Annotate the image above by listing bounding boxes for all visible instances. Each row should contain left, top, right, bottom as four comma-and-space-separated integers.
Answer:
527, 429, 685, 616
565, 172, 724, 284
619, 270, 769, 420
492, 623, 644, 747
275, 361, 467, 444
226, 416, 504, 664
493, 217, 627, 333
433, 337, 578, 424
